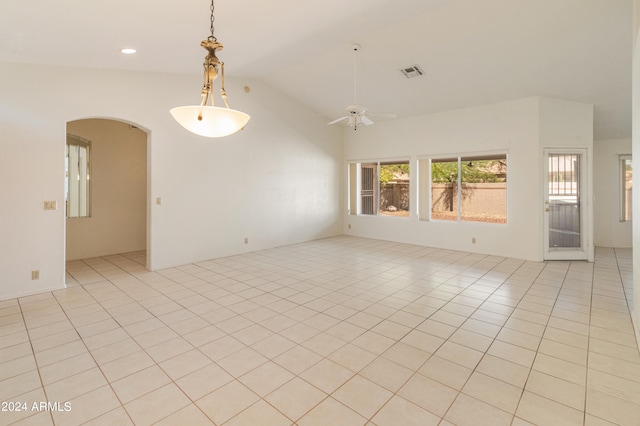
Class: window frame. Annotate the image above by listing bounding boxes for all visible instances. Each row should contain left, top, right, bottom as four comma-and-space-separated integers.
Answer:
66, 134, 92, 219
620, 154, 632, 222
419, 152, 507, 224
348, 159, 411, 218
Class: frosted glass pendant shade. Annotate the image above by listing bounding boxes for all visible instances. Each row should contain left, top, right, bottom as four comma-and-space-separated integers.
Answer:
170, 105, 250, 138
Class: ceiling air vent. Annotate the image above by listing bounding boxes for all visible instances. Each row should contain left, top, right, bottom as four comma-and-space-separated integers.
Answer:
400, 64, 424, 79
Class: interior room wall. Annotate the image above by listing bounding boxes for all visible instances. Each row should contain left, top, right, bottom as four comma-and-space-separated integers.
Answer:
593, 138, 632, 248
343, 96, 593, 262
0, 61, 342, 301
631, 0, 640, 350
66, 119, 147, 260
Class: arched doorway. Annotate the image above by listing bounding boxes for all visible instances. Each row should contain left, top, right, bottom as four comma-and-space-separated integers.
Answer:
65, 118, 149, 272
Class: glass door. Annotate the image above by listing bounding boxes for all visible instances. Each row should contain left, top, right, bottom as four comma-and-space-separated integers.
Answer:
543, 149, 588, 260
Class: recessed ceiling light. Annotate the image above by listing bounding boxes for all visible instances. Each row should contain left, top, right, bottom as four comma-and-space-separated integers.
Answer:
120, 48, 137, 55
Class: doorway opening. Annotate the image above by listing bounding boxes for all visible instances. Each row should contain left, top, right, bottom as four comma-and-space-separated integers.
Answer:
65, 118, 149, 279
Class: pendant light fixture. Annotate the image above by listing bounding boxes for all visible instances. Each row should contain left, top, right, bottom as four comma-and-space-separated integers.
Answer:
170, 0, 250, 138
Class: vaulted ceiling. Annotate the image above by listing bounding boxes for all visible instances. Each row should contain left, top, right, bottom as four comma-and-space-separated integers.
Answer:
0, 0, 632, 139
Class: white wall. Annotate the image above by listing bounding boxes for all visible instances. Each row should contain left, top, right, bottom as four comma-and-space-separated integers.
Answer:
343, 97, 593, 261
66, 119, 147, 260
632, 0, 640, 350
594, 138, 633, 247
0, 61, 342, 300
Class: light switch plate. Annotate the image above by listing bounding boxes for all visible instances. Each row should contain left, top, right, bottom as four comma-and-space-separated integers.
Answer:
44, 200, 57, 210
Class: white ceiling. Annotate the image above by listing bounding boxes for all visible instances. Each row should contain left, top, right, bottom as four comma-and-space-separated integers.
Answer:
0, 0, 632, 139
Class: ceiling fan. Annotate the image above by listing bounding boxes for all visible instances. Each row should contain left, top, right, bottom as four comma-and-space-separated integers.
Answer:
328, 43, 396, 130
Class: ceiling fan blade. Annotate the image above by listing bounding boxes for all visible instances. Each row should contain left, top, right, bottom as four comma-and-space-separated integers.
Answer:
361, 115, 375, 126
368, 112, 397, 119
328, 116, 349, 125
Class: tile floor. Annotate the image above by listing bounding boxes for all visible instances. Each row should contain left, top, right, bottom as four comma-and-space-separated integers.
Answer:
0, 236, 638, 425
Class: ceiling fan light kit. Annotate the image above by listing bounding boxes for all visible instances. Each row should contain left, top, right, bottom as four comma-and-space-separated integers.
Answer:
170, 0, 250, 138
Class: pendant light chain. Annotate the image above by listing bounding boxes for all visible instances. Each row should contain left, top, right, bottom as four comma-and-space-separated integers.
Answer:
208, 0, 217, 42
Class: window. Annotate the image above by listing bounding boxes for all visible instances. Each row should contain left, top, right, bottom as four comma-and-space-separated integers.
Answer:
621, 155, 632, 222
348, 161, 410, 217
421, 154, 507, 223
66, 134, 91, 218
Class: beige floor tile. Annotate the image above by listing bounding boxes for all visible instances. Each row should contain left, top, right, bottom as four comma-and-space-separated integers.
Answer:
325, 321, 367, 342
525, 370, 585, 411
239, 361, 295, 397
462, 371, 522, 413
0, 354, 37, 382
496, 327, 541, 351
199, 335, 246, 361
400, 329, 445, 353
265, 377, 327, 421
587, 369, 640, 405
111, 365, 172, 403
588, 351, 640, 382
89, 338, 140, 365
371, 395, 440, 426
346, 311, 384, 329
124, 383, 190, 425
33, 340, 87, 368
416, 319, 457, 339
83, 407, 133, 426
487, 340, 536, 368
445, 394, 513, 426
30, 329, 80, 353
298, 397, 366, 426
38, 352, 96, 385
333, 375, 393, 419
196, 380, 259, 424
133, 326, 180, 349
586, 388, 640, 426
449, 328, 493, 352
300, 358, 354, 394
279, 322, 320, 344
360, 356, 413, 392
476, 354, 530, 388
434, 341, 484, 370
0, 369, 42, 401
251, 333, 297, 359
588, 337, 640, 364
226, 400, 291, 426
397, 373, 458, 417
350, 330, 396, 355
538, 338, 588, 366
51, 385, 121, 425
459, 317, 502, 338
99, 350, 155, 382
543, 326, 589, 349
418, 355, 473, 390
301, 332, 347, 356
274, 345, 323, 375
583, 413, 618, 426
45, 367, 108, 402
328, 343, 377, 372
153, 404, 212, 425
381, 342, 431, 370
176, 363, 234, 401
515, 391, 584, 426
159, 348, 213, 380
532, 353, 586, 385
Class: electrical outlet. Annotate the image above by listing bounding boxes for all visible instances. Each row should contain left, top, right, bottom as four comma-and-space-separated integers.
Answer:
348, 224, 351, 229
472, 238, 477, 244
244, 238, 248, 244
31, 270, 39, 280
43, 200, 57, 210
156, 197, 162, 205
